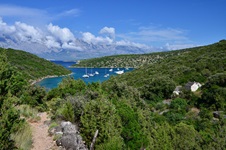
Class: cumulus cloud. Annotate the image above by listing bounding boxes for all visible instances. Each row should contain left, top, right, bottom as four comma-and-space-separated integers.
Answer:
0, 18, 16, 34
99, 27, 115, 39
47, 23, 75, 43
14, 21, 44, 43
82, 32, 113, 45
0, 18, 171, 59
45, 36, 61, 49
0, 18, 83, 52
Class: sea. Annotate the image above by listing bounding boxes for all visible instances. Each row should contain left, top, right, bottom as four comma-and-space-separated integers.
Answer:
36, 61, 132, 90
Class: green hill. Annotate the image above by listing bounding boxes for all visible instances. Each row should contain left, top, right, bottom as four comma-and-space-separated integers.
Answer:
73, 48, 194, 68
110, 40, 226, 86
0, 48, 71, 81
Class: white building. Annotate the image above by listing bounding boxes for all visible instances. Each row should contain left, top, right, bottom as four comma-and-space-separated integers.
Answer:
184, 82, 202, 92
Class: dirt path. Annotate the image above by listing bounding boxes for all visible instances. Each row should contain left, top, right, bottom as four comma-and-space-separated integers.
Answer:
29, 112, 56, 150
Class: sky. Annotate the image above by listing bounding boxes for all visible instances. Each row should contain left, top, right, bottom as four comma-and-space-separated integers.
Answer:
0, 0, 225, 59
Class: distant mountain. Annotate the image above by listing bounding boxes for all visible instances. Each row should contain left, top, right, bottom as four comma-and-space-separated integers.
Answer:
0, 36, 159, 61
0, 47, 71, 81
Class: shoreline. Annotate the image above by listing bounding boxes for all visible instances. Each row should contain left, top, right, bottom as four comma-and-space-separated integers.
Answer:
30, 73, 74, 85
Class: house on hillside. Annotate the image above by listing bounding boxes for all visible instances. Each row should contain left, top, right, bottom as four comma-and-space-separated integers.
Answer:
184, 82, 202, 92
173, 82, 202, 96
173, 86, 182, 95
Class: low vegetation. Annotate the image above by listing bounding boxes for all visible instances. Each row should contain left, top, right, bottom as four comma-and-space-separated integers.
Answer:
1, 47, 71, 81
1, 40, 226, 149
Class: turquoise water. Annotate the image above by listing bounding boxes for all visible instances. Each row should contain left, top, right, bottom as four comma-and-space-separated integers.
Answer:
36, 61, 132, 90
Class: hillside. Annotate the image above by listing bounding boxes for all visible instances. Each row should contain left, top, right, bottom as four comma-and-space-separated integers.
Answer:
0, 48, 71, 81
73, 48, 194, 68
106, 40, 226, 85
45, 40, 226, 149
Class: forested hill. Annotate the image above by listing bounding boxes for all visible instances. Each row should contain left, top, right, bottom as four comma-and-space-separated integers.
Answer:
74, 40, 226, 70
74, 51, 179, 68
106, 40, 226, 88
0, 48, 71, 80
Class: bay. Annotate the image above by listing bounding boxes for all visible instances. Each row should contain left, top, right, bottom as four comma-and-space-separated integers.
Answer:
36, 61, 132, 90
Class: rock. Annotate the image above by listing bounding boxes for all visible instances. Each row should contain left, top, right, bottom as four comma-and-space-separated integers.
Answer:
56, 121, 88, 150
63, 123, 78, 135
61, 121, 72, 128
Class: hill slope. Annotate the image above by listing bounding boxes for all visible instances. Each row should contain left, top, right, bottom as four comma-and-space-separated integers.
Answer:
105, 40, 226, 88
0, 48, 71, 81
73, 47, 196, 68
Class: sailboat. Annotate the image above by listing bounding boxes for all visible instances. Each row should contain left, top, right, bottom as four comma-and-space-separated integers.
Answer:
89, 66, 94, 77
82, 67, 89, 78
95, 71, 99, 75
104, 68, 109, 77
109, 68, 113, 72
115, 70, 124, 74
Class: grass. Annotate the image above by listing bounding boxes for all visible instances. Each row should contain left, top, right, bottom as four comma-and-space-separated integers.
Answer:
11, 122, 33, 150
17, 105, 41, 122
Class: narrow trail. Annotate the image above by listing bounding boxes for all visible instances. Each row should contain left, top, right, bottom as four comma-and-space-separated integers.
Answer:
29, 112, 57, 150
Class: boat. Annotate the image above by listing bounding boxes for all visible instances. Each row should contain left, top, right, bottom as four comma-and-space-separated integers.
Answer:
89, 67, 95, 77
109, 68, 113, 72
82, 67, 89, 78
95, 71, 99, 75
104, 74, 109, 78
104, 68, 110, 77
89, 73, 94, 77
115, 70, 124, 75
82, 74, 89, 78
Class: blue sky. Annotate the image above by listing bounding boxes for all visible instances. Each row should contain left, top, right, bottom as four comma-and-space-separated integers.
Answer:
0, 0, 225, 59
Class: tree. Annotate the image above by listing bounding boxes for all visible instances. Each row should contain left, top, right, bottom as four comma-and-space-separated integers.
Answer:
140, 76, 176, 102
200, 73, 226, 110
0, 50, 25, 149
80, 98, 122, 148
173, 123, 201, 150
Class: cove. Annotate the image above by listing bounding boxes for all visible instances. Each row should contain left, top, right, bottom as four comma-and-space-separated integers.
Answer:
36, 61, 132, 90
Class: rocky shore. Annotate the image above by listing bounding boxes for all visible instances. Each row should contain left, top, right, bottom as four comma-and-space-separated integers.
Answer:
30, 73, 73, 85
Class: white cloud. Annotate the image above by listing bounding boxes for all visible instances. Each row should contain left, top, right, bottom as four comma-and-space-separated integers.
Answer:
0, 17, 16, 34
62, 42, 83, 51
47, 23, 75, 43
164, 43, 198, 50
99, 27, 115, 39
116, 40, 150, 49
0, 4, 48, 18
0, 5, 80, 26
82, 32, 113, 45
45, 36, 61, 49
14, 22, 44, 43
118, 26, 189, 45
1, 18, 198, 59
57, 9, 80, 17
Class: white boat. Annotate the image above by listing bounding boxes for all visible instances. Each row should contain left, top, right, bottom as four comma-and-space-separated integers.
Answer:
89, 68, 95, 77
125, 67, 129, 70
109, 68, 113, 72
104, 74, 109, 78
95, 71, 99, 75
89, 73, 94, 77
82, 74, 89, 78
82, 67, 89, 78
115, 70, 124, 75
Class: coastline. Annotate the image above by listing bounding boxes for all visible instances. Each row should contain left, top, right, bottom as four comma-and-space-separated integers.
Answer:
30, 73, 73, 85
